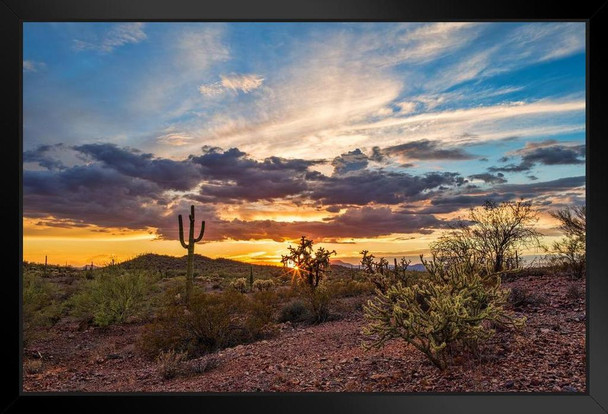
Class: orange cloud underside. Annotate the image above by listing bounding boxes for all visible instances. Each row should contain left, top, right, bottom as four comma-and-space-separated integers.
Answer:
23, 212, 562, 267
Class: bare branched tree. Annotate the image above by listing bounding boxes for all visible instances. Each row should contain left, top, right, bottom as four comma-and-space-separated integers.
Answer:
432, 200, 541, 273
549, 205, 586, 278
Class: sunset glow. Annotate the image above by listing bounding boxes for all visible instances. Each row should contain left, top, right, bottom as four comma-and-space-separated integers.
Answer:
23, 22, 585, 267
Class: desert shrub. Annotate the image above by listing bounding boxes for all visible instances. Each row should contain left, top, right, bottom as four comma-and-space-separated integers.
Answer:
363, 257, 525, 370
23, 271, 63, 344
138, 289, 276, 359
278, 300, 311, 323
508, 287, 548, 307
327, 279, 375, 298
186, 355, 220, 375
253, 279, 276, 292
229, 277, 249, 293
70, 270, 152, 327
156, 349, 187, 379
299, 284, 331, 323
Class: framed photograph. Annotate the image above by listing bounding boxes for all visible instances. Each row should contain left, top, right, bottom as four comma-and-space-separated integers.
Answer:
4, 0, 608, 413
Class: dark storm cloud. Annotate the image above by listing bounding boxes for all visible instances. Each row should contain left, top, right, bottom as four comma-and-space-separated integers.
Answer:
189, 147, 323, 202
23, 144, 66, 170
496, 176, 585, 194
370, 146, 385, 162
430, 193, 515, 208
423, 175, 585, 214
331, 149, 369, 174
519, 144, 585, 165
488, 141, 585, 173
23, 165, 170, 229
199, 206, 448, 242
74, 143, 201, 191
383, 139, 477, 160
468, 172, 507, 184
29, 141, 571, 242
488, 160, 534, 173
309, 170, 464, 206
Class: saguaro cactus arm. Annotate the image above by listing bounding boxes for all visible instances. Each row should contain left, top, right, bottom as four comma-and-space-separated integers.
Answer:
195, 221, 205, 243
178, 214, 189, 249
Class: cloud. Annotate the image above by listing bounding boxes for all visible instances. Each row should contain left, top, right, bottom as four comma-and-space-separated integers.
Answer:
73, 23, 147, 53
23, 139, 585, 243
176, 25, 230, 71
468, 172, 507, 184
382, 139, 477, 161
73, 143, 201, 191
156, 132, 194, 146
195, 206, 449, 242
331, 149, 369, 175
189, 147, 323, 203
23, 165, 168, 230
504, 22, 585, 63
23, 60, 46, 72
496, 175, 585, 195
488, 140, 585, 173
516, 140, 585, 165
309, 170, 464, 206
426, 175, 585, 214
199, 73, 264, 96
375, 23, 483, 66
23, 144, 66, 170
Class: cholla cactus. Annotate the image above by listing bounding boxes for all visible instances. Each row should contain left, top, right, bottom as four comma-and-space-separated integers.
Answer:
362, 254, 525, 370
253, 279, 275, 292
360, 251, 411, 292
229, 277, 248, 293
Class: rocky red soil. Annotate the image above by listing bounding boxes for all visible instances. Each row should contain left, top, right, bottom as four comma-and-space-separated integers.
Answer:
23, 274, 585, 393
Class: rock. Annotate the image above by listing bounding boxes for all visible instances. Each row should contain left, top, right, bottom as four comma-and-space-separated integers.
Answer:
562, 386, 578, 393
505, 380, 515, 389
531, 379, 541, 386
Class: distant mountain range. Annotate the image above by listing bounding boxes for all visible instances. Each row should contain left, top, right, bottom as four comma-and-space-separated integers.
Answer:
330, 259, 426, 272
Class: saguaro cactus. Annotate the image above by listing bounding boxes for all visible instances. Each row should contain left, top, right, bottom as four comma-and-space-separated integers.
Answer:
249, 265, 254, 291
178, 205, 206, 304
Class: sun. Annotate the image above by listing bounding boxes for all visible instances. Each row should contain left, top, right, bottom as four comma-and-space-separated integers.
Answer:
285, 259, 299, 270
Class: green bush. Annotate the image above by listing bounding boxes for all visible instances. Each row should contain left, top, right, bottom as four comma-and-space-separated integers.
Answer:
70, 270, 152, 327
138, 289, 276, 359
298, 284, 331, 324
326, 279, 375, 298
278, 300, 311, 323
363, 257, 525, 370
23, 271, 63, 344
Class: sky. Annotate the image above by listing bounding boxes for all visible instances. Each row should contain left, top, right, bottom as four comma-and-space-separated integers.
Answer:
22, 22, 586, 266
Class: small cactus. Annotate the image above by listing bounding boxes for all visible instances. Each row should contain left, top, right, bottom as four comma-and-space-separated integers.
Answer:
178, 205, 206, 304
249, 266, 254, 291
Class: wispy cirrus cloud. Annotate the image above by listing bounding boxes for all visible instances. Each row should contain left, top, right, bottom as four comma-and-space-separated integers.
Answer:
23, 60, 46, 72
199, 73, 264, 96
73, 23, 147, 53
